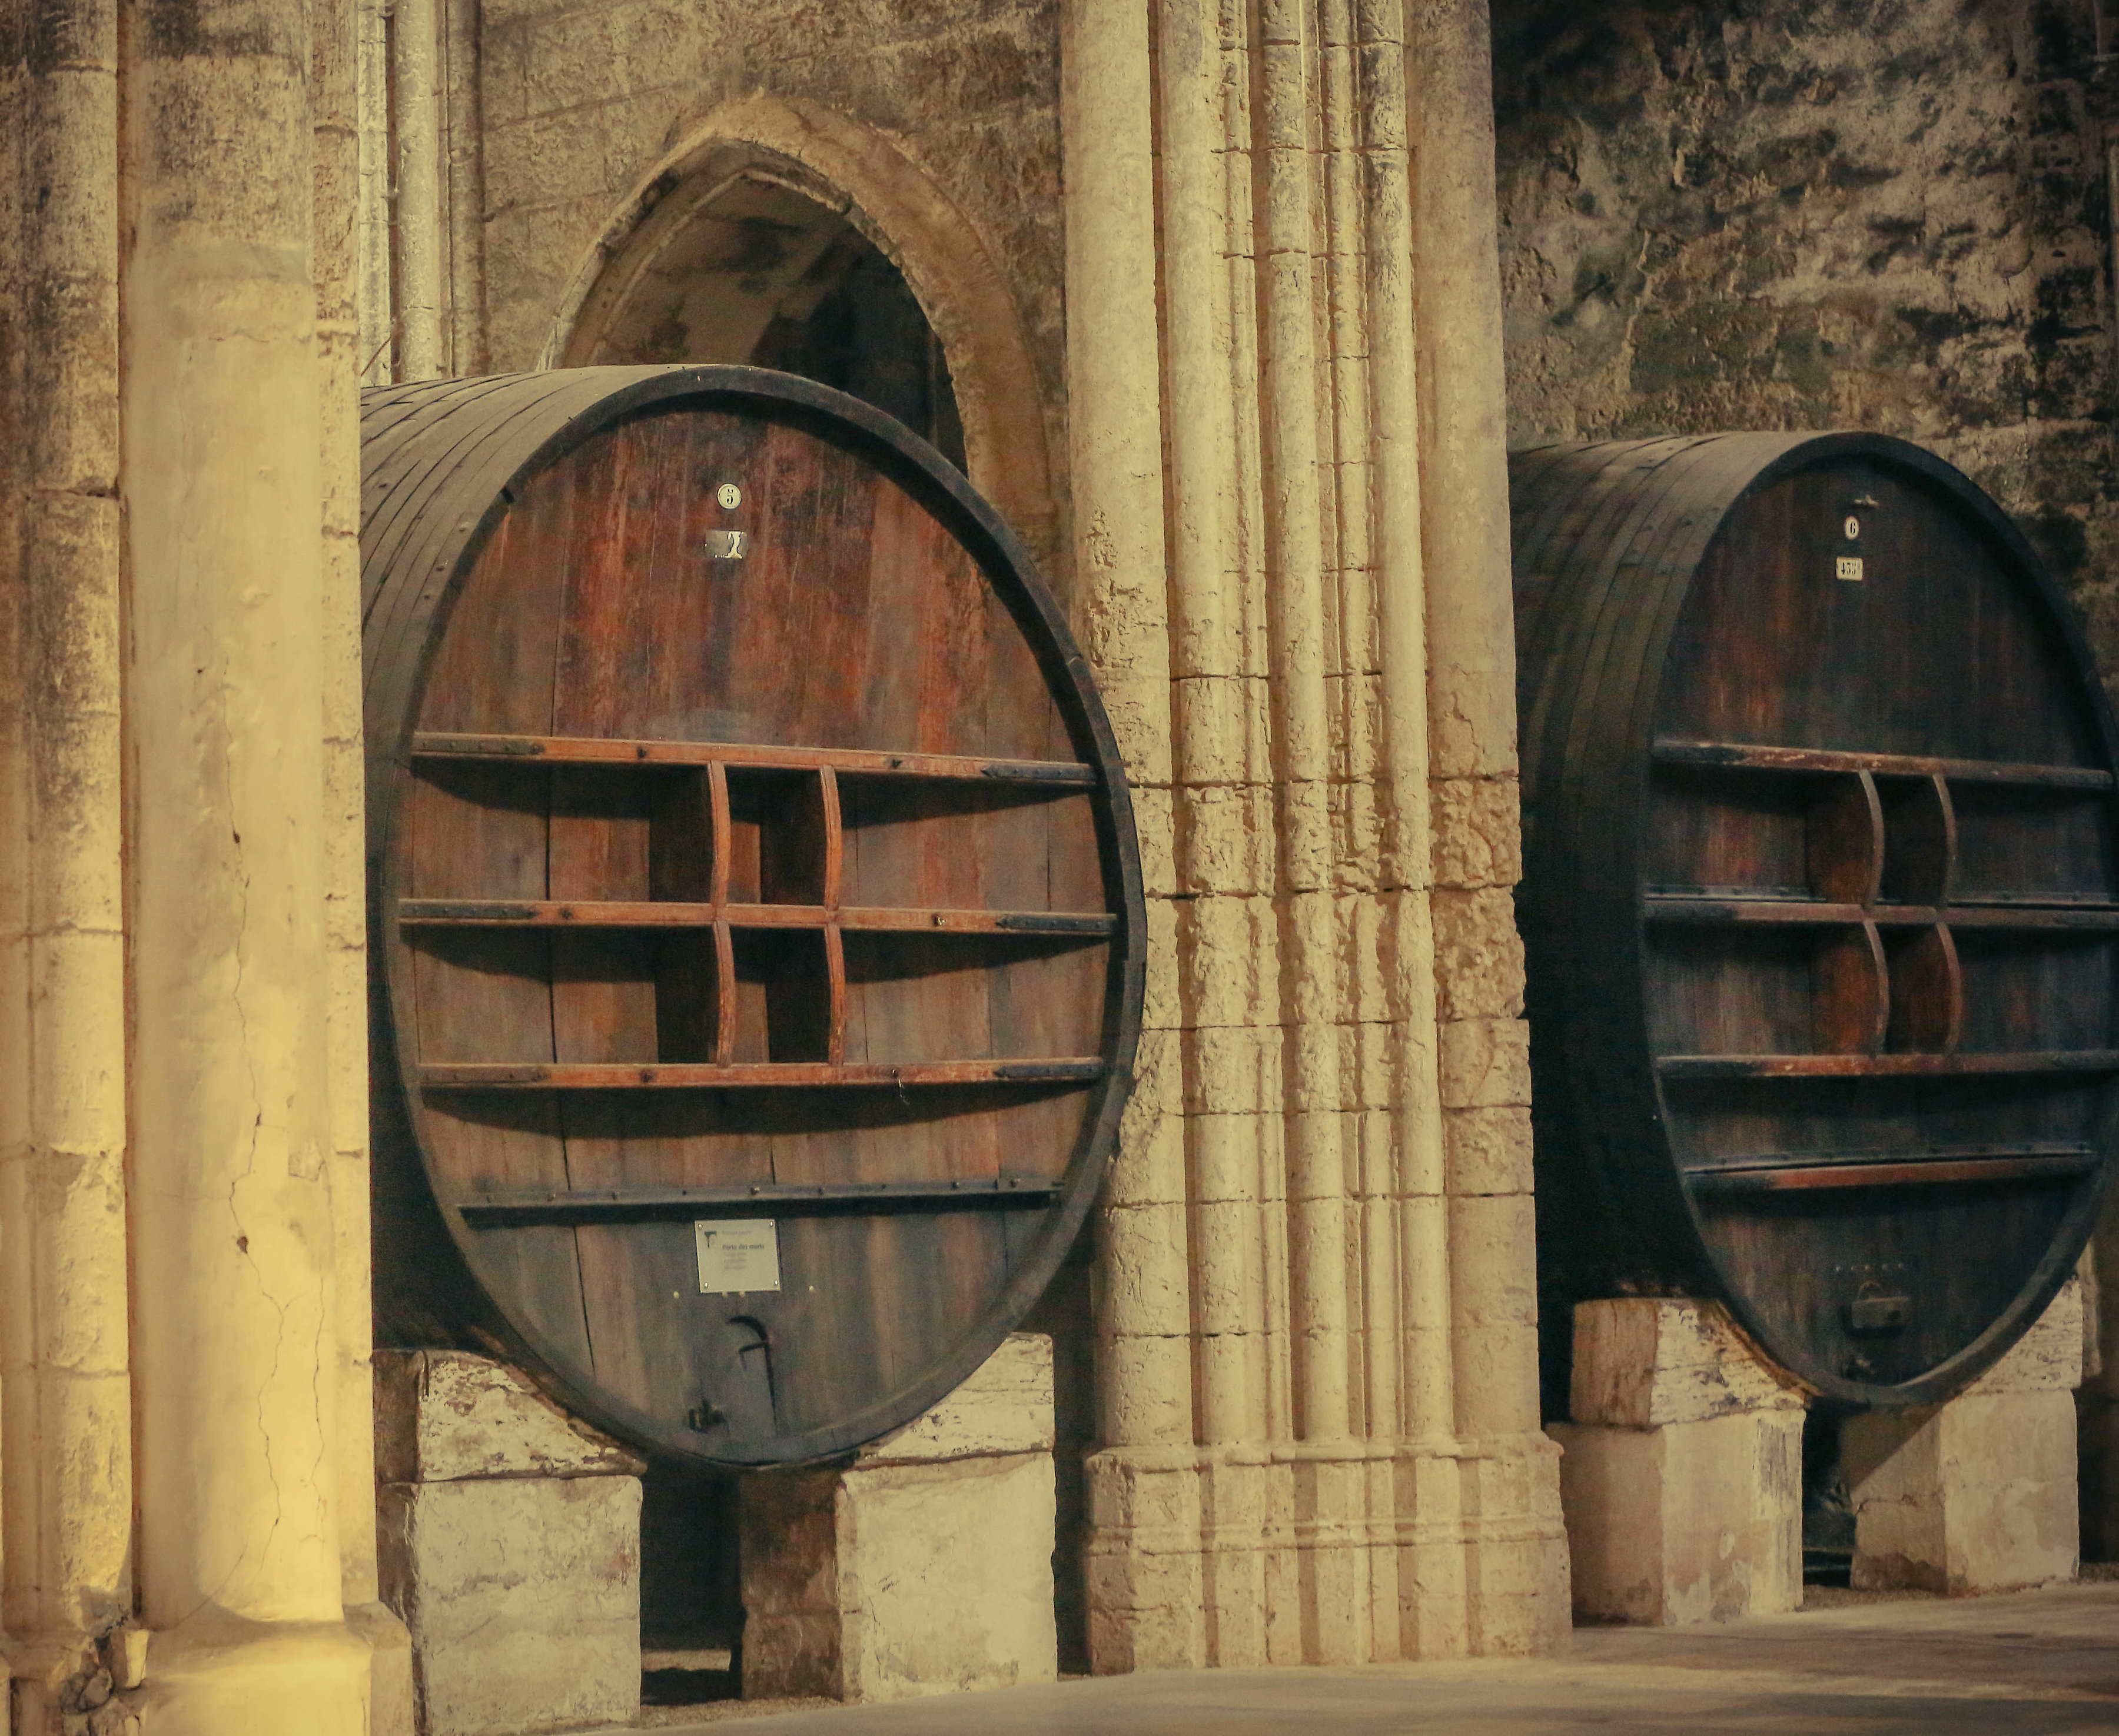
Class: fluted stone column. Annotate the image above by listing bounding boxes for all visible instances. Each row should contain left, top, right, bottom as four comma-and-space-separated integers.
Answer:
1068, 0, 1567, 1671
0, 4, 137, 1725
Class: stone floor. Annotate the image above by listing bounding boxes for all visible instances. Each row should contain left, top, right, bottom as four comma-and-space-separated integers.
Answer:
635, 1579, 2119, 1733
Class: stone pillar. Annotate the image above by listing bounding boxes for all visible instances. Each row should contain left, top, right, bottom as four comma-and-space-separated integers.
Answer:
315, 0, 417, 1725
1062, 0, 1201, 1680
122, 1, 369, 1726
1067, 0, 1566, 1671
1848, 1279, 2084, 1595
742, 1334, 1058, 1703
1548, 1299, 1805, 1625
1417, 0, 1571, 1657
375, 1352, 645, 1735
0, 1, 138, 1727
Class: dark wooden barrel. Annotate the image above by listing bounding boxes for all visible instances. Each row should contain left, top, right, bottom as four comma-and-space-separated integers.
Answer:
361, 365, 1143, 1467
1512, 433, 2118, 1407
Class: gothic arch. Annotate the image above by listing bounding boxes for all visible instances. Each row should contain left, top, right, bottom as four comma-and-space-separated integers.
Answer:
543, 94, 1059, 566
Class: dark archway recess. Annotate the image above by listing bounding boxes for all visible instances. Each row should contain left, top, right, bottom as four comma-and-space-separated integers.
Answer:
750, 233, 965, 471
1513, 433, 2119, 1414
360, 365, 1143, 1471
578, 174, 966, 471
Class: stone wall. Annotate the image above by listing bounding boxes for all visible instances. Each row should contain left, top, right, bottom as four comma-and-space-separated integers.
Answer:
1490, 0, 2119, 679
473, 0, 1064, 404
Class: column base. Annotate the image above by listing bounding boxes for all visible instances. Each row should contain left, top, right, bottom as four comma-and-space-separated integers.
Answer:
1085, 1431, 1564, 1671
134, 1617, 371, 1736
344, 1600, 416, 1736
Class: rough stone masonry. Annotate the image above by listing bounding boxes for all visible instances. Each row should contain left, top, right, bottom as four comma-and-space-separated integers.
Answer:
1493, 0, 2119, 687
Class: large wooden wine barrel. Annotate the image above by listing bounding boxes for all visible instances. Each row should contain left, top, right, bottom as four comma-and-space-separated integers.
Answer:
361, 365, 1143, 1467
1513, 433, 2118, 1407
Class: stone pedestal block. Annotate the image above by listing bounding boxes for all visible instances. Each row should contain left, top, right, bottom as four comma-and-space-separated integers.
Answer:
1847, 1280, 2083, 1595
741, 1333, 1058, 1703
376, 1351, 646, 1735
1548, 1299, 1805, 1625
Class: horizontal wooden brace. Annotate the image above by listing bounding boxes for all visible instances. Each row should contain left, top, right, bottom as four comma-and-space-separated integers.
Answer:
452, 1176, 1062, 1222
1657, 1050, 2119, 1079
1688, 1150, 2098, 1193
398, 899, 1117, 936
1651, 737, 2112, 790
410, 730, 1097, 786
420, 1057, 1108, 1089
1645, 896, 2119, 930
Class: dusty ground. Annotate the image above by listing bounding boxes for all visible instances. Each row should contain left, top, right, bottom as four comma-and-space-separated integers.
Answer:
623, 1578, 2119, 1733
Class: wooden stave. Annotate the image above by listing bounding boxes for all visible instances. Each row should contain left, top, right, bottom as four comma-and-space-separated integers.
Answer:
361, 364, 1147, 1467
1512, 431, 2119, 1408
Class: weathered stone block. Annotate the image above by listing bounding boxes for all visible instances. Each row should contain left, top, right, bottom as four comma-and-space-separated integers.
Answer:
863, 1333, 1055, 1462
1571, 1298, 1804, 1429
1553, 1298, 1804, 1625
374, 1349, 643, 1484
1848, 1389, 2080, 1594
1962, 1278, 2084, 1398
1848, 1391, 2080, 1595
1847, 1280, 2085, 1595
1551, 1408, 1803, 1625
380, 1476, 642, 1735
374, 1350, 646, 1735
741, 1334, 1059, 1704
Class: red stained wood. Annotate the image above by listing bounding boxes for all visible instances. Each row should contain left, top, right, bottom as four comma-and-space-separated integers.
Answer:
398, 898, 1118, 936
1689, 1153, 2097, 1194
410, 731, 1097, 786
1513, 433, 2119, 1408
363, 367, 1144, 1467
421, 1059, 1107, 1088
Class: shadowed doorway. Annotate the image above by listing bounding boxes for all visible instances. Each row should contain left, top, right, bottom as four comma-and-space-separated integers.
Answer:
573, 169, 966, 470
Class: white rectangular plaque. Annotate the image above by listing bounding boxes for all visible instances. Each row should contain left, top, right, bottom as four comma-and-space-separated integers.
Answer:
1835, 556, 1864, 583
695, 1219, 781, 1294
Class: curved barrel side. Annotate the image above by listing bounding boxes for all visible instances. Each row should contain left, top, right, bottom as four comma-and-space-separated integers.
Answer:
1512, 431, 2119, 1408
